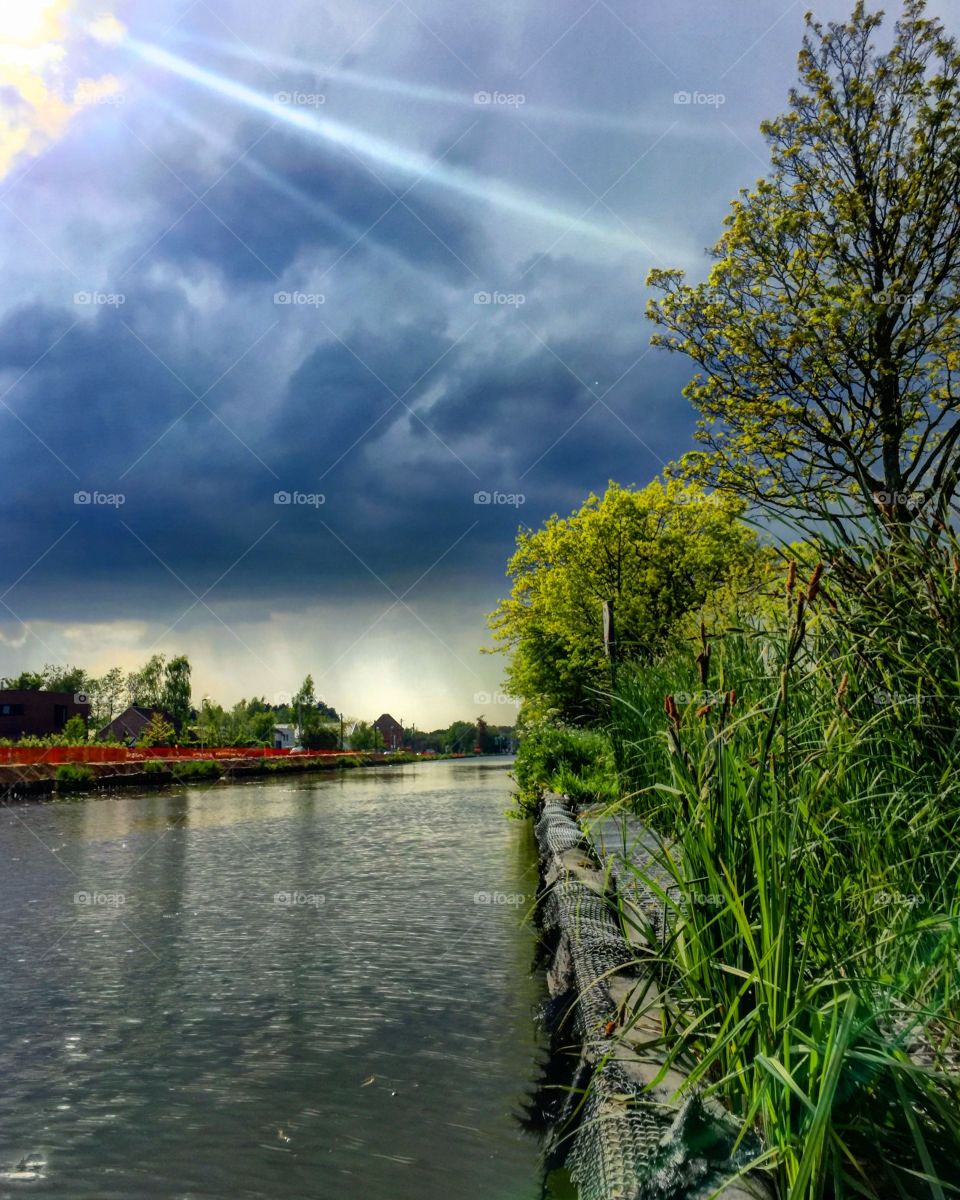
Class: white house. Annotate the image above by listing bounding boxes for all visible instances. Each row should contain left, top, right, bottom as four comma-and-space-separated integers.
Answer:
273, 724, 296, 750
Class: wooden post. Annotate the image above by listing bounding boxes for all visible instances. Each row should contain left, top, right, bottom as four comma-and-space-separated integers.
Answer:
603, 599, 618, 693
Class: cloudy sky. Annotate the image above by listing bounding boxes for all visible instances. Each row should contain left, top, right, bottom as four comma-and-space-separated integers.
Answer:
1, 0, 955, 726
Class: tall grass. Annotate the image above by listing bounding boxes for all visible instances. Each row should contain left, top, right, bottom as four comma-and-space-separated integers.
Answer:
605, 537, 960, 1198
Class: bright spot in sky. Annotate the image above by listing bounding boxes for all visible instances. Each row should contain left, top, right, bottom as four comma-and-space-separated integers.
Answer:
0, 1, 125, 178
0, 0, 63, 45
89, 13, 125, 45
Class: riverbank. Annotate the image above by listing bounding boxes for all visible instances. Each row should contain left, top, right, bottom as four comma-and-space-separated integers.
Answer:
533, 792, 769, 1200
0, 749, 475, 799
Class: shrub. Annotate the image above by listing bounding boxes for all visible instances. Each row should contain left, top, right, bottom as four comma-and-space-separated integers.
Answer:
512, 723, 616, 814
55, 764, 94, 791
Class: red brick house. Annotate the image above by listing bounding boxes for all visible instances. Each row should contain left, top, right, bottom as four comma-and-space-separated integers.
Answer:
374, 713, 405, 750
0, 690, 90, 739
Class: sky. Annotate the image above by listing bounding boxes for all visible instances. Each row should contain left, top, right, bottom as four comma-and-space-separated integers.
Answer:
1, 0, 957, 727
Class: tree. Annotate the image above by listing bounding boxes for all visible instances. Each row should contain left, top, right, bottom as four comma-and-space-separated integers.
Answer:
1, 665, 87, 692
161, 655, 192, 732
90, 666, 125, 728
61, 714, 88, 744
443, 721, 477, 753
647, 1, 960, 534
127, 654, 166, 708
349, 721, 384, 751
137, 712, 176, 747
488, 480, 759, 722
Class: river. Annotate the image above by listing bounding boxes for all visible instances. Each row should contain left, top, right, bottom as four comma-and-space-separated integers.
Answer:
0, 758, 551, 1200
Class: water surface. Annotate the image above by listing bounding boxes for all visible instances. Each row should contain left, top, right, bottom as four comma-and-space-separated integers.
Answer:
0, 758, 545, 1199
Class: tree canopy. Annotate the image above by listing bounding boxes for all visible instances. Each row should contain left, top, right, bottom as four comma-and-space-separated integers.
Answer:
487, 480, 760, 722
647, 0, 960, 532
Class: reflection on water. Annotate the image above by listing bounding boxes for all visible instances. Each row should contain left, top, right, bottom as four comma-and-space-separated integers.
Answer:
0, 759, 546, 1199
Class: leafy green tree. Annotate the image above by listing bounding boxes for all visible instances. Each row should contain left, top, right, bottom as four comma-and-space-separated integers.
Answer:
90, 666, 125, 728
647, 1, 960, 533
137, 712, 176, 747
248, 708, 279, 745
61, 714, 88, 744
1, 665, 87, 693
444, 720, 477, 753
161, 655, 192, 732
127, 654, 167, 708
488, 480, 759, 722
301, 723, 339, 750
349, 721, 384, 751
0, 670, 47, 690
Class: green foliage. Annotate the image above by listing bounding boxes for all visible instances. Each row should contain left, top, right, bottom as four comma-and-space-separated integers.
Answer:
141, 760, 170, 780
54, 764, 94, 791
60, 714, 88, 744
443, 720, 477, 753
647, 2, 960, 530
137, 712, 176, 747
349, 721, 384, 751
512, 723, 615, 814
301, 723, 339, 751
488, 479, 760, 722
603, 546, 960, 1197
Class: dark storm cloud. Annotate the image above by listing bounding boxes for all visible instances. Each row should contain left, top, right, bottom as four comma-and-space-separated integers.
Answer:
7, 0, 929, 672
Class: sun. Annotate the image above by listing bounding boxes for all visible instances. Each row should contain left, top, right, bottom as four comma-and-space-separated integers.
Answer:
0, 0, 65, 46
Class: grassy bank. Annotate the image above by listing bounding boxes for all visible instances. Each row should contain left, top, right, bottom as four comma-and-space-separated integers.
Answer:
516, 539, 960, 1198
3, 751, 425, 800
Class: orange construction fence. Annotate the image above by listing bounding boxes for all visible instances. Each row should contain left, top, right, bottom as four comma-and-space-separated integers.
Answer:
0, 746, 362, 766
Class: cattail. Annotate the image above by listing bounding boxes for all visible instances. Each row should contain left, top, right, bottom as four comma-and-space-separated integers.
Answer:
696, 645, 711, 685
835, 672, 849, 704
806, 562, 824, 602
696, 703, 712, 719
952, 555, 959, 578
728, 689, 736, 708
786, 560, 797, 596
664, 694, 680, 729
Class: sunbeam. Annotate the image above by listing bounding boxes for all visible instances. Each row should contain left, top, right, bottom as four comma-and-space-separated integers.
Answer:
164, 29, 696, 140
123, 38, 652, 255
154, 90, 465, 290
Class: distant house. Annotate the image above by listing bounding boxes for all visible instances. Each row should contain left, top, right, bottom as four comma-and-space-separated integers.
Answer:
374, 713, 404, 750
96, 705, 174, 744
0, 689, 90, 739
273, 724, 296, 750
